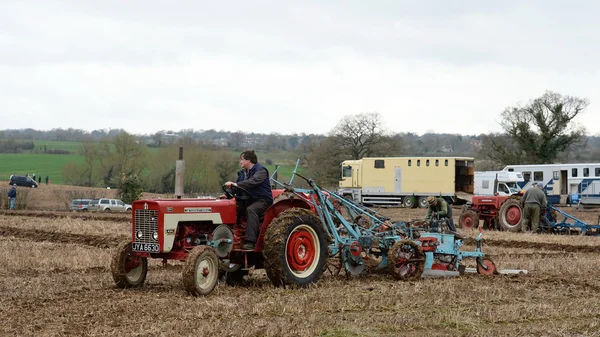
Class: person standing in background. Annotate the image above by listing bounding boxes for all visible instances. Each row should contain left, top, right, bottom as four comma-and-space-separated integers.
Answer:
520, 182, 548, 232
8, 184, 17, 210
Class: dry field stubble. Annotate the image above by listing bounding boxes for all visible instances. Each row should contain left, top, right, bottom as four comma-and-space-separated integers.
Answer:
1, 196, 600, 336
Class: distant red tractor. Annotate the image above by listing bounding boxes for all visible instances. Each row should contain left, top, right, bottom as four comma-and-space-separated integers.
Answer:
459, 195, 523, 232
110, 186, 331, 296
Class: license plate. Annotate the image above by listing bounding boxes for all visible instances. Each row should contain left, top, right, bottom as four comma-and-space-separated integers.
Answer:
132, 243, 160, 253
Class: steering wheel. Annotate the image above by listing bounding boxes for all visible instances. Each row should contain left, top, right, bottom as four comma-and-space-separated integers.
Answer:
221, 184, 252, 201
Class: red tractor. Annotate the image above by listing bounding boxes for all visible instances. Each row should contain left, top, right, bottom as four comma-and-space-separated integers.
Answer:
110, 186, 331, 296
459, 195, 523, 232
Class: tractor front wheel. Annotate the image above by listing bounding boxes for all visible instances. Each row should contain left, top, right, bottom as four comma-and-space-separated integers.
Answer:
111, 241, 148, 288
263, 208, 328, 287
182, 246, 220, 296
387, 240, 425, 281
459, 210, 479, 229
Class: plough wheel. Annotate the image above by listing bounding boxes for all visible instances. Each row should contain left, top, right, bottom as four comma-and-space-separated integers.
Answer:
263, 208, 328, 287
459, 210, 479, 229
498, 199, 522, 232
476, 258, 497, 276
387, 240, 424, 281
111, 241, 148, 288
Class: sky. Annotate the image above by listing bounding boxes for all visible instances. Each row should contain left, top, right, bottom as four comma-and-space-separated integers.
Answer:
1, 1, 599, 136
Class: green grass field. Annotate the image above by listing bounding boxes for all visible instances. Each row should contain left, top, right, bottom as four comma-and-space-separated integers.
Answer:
0, 153, 84, 185
1, 146, 303, 187
32, 140, 84, 153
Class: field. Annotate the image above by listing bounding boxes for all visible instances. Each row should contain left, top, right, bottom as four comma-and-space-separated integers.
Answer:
1, 185, 600, 336
0, 154, 84, 185
1, 142, 301, 187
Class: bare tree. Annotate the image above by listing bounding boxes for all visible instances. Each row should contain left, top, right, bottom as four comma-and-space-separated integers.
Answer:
478, 133, 529, 168
228, 131, 245, 149
215, 151, 239, 185
112, 133, 150, 180
302, 136, 344, 188
79, 141, 104, 186
330, 112, 401, 160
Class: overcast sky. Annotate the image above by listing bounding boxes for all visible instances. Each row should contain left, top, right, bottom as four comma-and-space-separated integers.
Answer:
1, 1, 599, 136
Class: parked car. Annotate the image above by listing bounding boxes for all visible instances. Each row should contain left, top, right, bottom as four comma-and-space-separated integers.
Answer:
9, 175, 38, 188
71, 199, 92, 211
87, 198, 132, 212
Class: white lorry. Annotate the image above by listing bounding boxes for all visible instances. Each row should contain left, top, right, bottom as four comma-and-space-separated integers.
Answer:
474, 171, 524, 196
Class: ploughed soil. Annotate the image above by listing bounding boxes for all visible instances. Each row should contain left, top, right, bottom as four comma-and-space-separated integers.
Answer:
1, 183, 600, 336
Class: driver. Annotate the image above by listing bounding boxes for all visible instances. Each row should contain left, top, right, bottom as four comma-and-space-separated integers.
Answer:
224, 150, 273, 250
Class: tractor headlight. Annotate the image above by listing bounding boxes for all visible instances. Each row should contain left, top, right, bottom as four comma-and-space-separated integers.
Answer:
152, 231, 159, 240
136, 230, 143, 239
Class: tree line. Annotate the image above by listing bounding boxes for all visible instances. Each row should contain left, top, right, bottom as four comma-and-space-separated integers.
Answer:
1, 91, 595, 192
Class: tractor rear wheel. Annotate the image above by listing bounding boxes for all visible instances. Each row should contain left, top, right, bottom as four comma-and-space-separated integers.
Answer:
263, 208, 328, 287
387, 240, 424, 281
459, 210, 479, 229
498, 199, 522, 232
182, 245, 220, 296
111, 241, 148, 288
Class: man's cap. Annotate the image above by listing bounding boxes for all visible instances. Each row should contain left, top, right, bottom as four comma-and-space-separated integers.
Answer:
537, 182, 543, 188
426, 196, 436, 205
13, 184, 17, 187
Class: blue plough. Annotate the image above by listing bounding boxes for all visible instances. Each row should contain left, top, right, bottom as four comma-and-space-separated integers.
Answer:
270, 165, 497, 280
541, 204, 600, 236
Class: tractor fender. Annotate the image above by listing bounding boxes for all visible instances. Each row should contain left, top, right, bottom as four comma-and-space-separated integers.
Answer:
256, 198, 313, 250
263, 198, 313, 227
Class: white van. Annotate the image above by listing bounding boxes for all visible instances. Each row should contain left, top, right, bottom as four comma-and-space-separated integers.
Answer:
87, 198, 132, 212
474, 171, 524, 196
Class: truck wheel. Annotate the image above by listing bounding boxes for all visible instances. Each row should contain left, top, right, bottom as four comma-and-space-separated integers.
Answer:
111, 241, 148, 288
459, 210, 479, 229
418, 197, 429, 208
498, 199, 522, 232
182, 246, 220, 296
403, 196, 416, 208
387, 240, 424, 281
263, 209, 328, 287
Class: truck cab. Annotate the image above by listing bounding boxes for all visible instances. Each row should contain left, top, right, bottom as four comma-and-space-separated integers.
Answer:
474, 171, 524, 196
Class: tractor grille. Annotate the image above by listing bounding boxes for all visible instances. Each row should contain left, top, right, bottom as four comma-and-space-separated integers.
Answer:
133, 209, 158, 244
